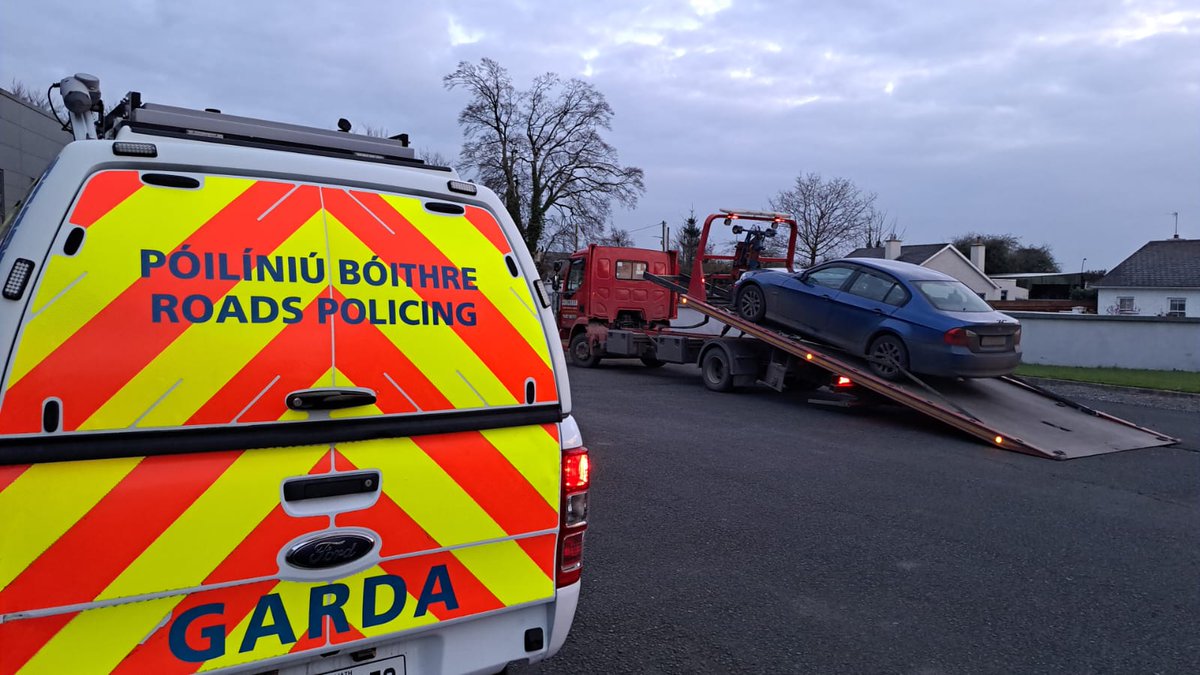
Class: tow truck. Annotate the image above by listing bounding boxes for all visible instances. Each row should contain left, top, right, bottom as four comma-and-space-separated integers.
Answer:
554, 210, 1177, 460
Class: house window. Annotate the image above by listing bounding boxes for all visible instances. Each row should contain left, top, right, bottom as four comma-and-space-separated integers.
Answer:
1117, 296, 1135, 314
615, 260, 647, 280
1167, 297, 1186, 317
1000, 290, 1008, 301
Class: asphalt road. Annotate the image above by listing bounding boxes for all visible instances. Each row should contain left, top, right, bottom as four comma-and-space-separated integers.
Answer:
526, 362, 1200, 674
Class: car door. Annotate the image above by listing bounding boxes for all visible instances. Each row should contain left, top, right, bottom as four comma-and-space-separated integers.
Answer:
825, 267, 909, 352
776, 263, 856, 335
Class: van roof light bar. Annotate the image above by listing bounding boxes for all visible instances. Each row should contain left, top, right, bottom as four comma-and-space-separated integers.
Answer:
110, 95, 423, 165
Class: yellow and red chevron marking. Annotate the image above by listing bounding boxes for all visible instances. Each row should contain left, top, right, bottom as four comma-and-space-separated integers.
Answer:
0, 172, 557, 439
0, 420, 561, 674
323, 188, 556, 409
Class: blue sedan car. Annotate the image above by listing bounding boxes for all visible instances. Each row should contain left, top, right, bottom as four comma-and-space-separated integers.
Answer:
732, 258, 1021, 380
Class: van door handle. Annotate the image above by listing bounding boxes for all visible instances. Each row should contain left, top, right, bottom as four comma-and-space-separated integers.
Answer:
283, 471, 380, 502
286, 387, 376, 411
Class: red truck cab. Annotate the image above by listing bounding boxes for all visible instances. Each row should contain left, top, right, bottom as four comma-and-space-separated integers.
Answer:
556, 245, 677, 365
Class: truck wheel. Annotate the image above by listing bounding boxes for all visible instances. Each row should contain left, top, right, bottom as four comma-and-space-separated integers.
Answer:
867, 334, 909, 381
701, 349, 736, 392
640, 355, 666, 368
736, 284, 766, 323
570, 333, 602, 368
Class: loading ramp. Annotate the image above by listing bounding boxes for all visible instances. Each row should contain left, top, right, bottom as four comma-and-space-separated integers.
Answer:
645, 273, 1178, 460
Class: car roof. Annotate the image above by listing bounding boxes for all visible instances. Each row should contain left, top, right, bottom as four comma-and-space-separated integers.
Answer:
830, 257, 957, 282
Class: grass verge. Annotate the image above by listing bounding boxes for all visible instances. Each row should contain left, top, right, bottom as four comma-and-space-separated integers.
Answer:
1015, 364, 1200, 393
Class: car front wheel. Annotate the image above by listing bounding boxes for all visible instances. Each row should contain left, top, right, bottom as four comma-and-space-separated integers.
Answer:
736, 284, 766, 323
867, 334, 909, 381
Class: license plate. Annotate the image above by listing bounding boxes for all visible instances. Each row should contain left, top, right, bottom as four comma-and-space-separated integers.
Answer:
980, 335, 1006, 347
320, 654, 405, 675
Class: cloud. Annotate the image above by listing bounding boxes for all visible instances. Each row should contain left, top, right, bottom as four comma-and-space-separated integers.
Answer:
1, 0, 1195, 267
447, 15, 483, 46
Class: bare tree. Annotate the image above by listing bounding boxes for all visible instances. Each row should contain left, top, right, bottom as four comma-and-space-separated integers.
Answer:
598, 227, 634, 247
445, 58, 645, 252
419, 147, 453, 167
8, 79, 53, 114
860, 206, 903, 248
770, 173, 879, 266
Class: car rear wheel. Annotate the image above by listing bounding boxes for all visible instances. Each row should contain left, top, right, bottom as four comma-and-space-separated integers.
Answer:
701, 348, 736, 392
867, 334, 909, 381
570, 333, 602, 368
736, 284, 766, 323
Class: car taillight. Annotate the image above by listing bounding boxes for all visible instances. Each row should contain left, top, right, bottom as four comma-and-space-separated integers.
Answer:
1013, 326, 1022, 346
835, 375, 853, 388
558, 446, 589, 587
944, 327, 970, 346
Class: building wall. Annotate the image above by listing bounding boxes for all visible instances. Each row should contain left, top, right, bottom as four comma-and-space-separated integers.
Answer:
1008, 311, 1200, 371
922, 250, 1005, 300
0, 89, 71, 217
1097, 288, 1200, 318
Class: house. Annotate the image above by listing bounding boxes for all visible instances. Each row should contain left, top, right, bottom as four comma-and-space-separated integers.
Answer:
846, 238, 1027, 302
1093, 238, 1200, 317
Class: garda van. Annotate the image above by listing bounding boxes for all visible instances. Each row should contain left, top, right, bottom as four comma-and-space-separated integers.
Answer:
0, 74, 588, 675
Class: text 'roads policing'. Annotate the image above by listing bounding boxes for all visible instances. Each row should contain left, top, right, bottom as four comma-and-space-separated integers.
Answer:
141, 247, 482, 326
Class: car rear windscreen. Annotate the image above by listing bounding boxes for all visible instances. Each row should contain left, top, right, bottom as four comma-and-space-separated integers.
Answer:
913, 280, 994, 312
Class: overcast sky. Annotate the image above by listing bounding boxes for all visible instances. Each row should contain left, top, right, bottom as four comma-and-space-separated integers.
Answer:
3, 0, 1197, 270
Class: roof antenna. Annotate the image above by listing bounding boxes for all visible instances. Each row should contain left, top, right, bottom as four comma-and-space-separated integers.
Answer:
337, 118, 352, 133
1170, 211, 1179, 239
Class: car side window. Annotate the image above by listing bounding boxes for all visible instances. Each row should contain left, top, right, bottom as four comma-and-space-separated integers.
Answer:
883, 284, 910, 306
847, 270, 897, 302
807, 265, 855, 290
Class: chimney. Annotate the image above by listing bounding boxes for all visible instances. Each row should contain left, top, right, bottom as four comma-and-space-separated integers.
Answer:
884, 236, 902, 260
970, 237, 985, 273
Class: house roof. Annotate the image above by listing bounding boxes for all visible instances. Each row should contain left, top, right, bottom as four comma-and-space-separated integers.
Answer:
846, 243, 949, 265
1094, 239, 1200, 288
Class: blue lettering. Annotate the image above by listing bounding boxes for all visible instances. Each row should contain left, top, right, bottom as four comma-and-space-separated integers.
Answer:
141, 249, 166, 278
151, 294, 178, 323
281, 297, 304, 324
168, 603, 225, 662
215, 296, 247, 323
341, 298, 366, 325
462, 267, 478, 291
239, 593, 296, 653
308, 583, 351, 638
414, 564, 458, 617
316, 297, 339, 324
339, 259, 360, 285
181, 295, 214, 323
399, 300, 421, 326
250, 296, 279, 323
456, 302, 477, 327
362, 575, 407, 628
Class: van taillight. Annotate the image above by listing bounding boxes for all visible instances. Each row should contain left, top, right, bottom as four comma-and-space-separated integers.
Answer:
944, 327, 970, 347
557, 447, 589, 587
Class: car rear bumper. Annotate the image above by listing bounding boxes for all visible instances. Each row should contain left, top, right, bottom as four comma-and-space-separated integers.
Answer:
912, 344, 1021, 378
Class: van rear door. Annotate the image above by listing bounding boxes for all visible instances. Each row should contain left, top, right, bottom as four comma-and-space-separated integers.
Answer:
0, 167, 561, 673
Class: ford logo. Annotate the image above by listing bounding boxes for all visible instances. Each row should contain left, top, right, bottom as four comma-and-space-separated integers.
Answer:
285, 532, 376, 570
